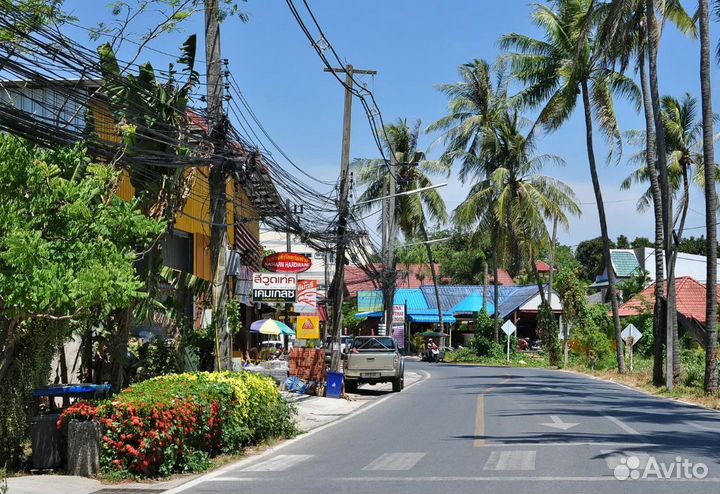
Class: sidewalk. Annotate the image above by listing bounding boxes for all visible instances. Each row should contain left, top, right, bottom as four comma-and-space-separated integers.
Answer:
7, 371, 423, 494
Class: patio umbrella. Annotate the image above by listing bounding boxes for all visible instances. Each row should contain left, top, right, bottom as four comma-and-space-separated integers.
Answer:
417, 330, 448, 338
249, 319, 295, 336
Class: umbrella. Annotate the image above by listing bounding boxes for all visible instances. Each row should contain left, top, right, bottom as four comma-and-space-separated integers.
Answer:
249, 319, 295, 336
417, 330, 448, 338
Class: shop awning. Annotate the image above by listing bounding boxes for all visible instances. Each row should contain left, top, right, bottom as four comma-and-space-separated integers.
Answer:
409, 313, 457, 324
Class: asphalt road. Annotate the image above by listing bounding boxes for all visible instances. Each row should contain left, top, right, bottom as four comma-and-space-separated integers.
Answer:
172, 362, 720, 494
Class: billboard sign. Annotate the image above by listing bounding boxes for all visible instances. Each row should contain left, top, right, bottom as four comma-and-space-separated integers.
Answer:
358, 290, 384, 312
294, 279, 318, 313
262, 252, 312, 273
252, 272, 297, 303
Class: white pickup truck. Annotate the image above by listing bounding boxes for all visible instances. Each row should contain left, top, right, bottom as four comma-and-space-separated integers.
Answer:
343, 336, 404, 393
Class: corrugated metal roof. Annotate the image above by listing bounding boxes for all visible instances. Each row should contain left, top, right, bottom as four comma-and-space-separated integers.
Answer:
496, 285, 540, 318
451, 291, 495, 315
394, 288, 429, 310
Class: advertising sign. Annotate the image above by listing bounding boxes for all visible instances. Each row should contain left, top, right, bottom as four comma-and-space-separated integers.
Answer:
392, 324, 405, 349
262, 252, 312, 273
358, 290, 384, 312
252, 272, 297, 303
297, 315, 320, 339
393, 304, 406, 323
294, 279, 318, 313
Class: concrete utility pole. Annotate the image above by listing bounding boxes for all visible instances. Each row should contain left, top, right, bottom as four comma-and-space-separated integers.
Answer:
205, 0, 230, 371
383, 159, 397, 337
285, 199, 292, 337
324, 65, 376, 373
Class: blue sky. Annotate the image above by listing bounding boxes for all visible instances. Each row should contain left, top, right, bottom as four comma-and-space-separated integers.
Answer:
63, 0, 719, 247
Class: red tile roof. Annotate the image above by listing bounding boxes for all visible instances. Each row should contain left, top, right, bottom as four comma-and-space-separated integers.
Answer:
535, 260, 552, 273
344, 263, 441, 298
618, 276, 720, 326
489, 268, 515, 286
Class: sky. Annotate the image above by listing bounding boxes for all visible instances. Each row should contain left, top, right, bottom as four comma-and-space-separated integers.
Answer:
62, 0, 720, 248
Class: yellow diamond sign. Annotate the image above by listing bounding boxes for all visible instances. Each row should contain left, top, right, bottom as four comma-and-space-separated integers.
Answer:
296, 315, 320, 339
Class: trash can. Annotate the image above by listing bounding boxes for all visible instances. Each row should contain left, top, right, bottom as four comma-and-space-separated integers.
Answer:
326, 372, 344, 399
30, 413, 63, 469
30, 384, 112, 470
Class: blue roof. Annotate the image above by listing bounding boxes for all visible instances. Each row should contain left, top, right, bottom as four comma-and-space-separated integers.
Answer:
355, 285, 544, 322
451, 290, 496, 315
394, 288, 429, 310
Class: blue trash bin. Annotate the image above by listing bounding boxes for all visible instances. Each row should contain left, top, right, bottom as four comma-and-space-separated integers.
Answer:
326, 372, 344, 399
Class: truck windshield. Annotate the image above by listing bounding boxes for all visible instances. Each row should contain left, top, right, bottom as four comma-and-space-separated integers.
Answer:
352, 337, 395, 351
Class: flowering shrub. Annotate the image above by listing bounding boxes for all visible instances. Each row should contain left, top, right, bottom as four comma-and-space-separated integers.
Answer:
58, 372, 296, 478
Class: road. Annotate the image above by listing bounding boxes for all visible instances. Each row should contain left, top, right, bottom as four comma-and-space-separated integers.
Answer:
174, 362, 720, 494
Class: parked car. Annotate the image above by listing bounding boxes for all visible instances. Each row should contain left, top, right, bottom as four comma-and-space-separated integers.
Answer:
344, 336, 404, 393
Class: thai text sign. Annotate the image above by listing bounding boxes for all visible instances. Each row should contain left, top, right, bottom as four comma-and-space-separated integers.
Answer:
294, 279, 317, 313
262, 252, 312, 273
252, 272, 297, 303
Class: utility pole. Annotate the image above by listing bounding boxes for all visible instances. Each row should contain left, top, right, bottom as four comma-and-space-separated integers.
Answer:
383, 159, 397, 338
325, 65, 376, 374
205, 0, 230, 371
285, 199, 292, 340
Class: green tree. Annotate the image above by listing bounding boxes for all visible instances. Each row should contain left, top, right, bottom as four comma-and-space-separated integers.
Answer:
575, 237, 616, 283
429, 59, 511, 340
353, 118, 450, 331
500, 0, 641, 373
699, 0, 717, 393
0, 135, 162, 465
454, 111, 580, 362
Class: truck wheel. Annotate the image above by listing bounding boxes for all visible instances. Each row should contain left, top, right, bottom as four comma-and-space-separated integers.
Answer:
345, 380, 358, 393
392, 376, 402, 393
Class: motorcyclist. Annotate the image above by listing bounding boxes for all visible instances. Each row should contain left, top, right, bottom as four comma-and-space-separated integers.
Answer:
427, 339, 439, 362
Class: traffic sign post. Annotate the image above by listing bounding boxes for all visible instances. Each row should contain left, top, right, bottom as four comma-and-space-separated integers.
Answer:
501, 320, 517, 364
621, 324, 642, 371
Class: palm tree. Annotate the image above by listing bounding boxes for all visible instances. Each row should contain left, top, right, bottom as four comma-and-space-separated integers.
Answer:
353, 118, 450, 335
428, 59, 509, 341
454, 111, 580, 365
598, 0, 695, 385
499, 0, 639, 372
699, 0, 717, 394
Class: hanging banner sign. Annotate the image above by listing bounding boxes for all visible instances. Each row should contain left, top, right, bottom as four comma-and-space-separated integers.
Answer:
252, 272, 297, 303
294, 280, 318, 313
262, 252, 312, 273
393, 304, 406, 324
297, 315, 320, 339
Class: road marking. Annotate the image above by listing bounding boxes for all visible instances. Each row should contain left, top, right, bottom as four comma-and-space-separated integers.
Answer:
242, 454, 314, 472
474, 375, 512, 448
539, 415, 579, 430
600, 450, 651, 470
604, 415, 641, 436
483, 441, 656, 447
162, 370, 431, 494
228, 475, 720, 483
362, 452, 426, 471
483, 451, 536, 471
474, 395, 485, 448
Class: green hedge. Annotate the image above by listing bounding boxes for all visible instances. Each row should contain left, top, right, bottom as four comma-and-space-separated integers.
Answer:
59, 372, 296, 478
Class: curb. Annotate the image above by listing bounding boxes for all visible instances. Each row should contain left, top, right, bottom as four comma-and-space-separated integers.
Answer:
162, 368, 431, 494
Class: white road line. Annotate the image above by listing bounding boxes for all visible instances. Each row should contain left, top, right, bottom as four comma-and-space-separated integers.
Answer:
162, 370, 431, 494
362, 452, 426, 471
242, 454, 314, 472
692, 421, 720, 432
604, 415, 642, 436
600, 450, 651, 470
483, 451, 536, 471
215, 475, 720, 483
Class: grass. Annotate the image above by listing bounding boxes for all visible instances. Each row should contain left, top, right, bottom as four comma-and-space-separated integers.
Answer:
445, 348, 550, 367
